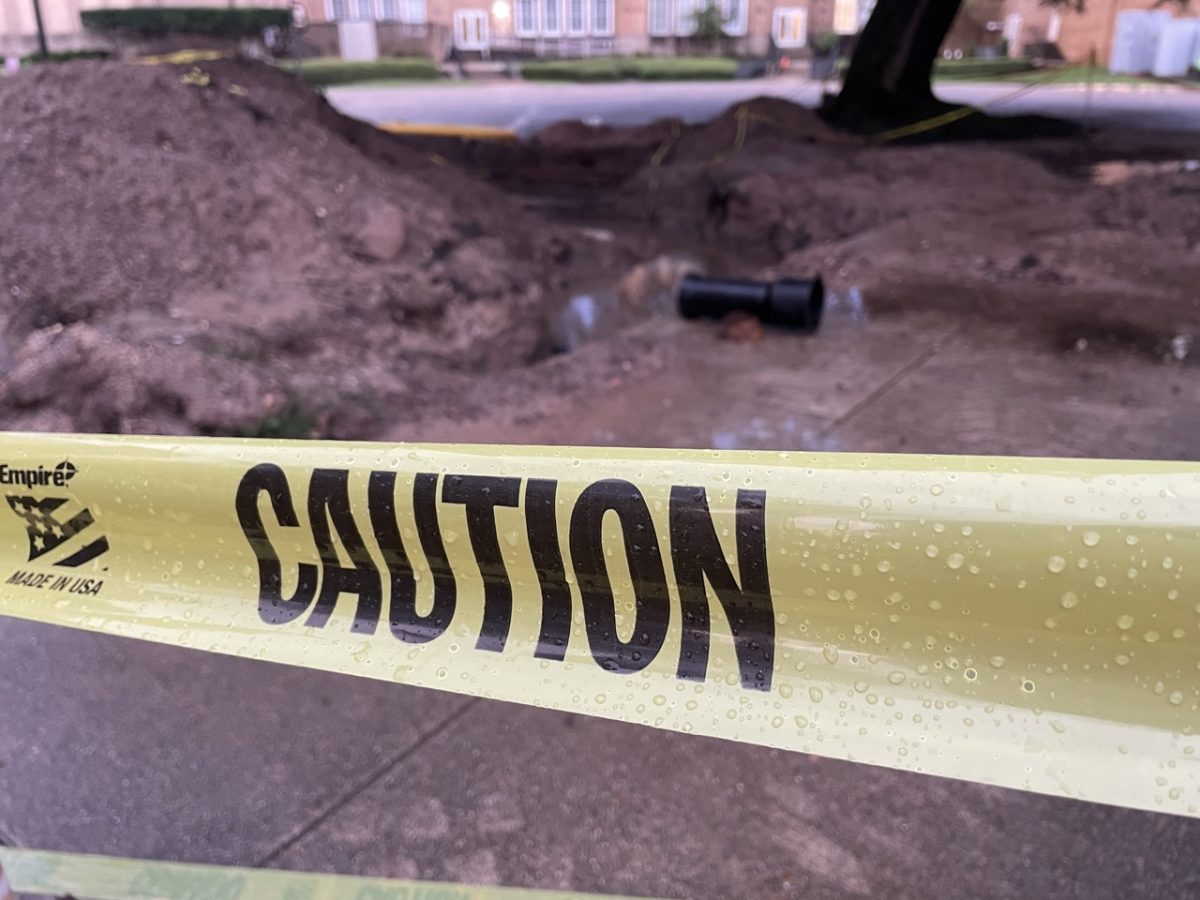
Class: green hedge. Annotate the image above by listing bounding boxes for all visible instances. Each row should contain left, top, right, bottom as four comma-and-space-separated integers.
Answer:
21, 49, 113, 65
994, 63, 1157, 85
522, 56, 738, 82
80, 7, 290, 37
932, 58, 1035, 80
292, 57, 445, 87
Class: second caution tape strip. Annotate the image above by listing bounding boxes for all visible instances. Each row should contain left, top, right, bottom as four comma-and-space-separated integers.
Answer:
0, 847, 635, 900
0, 434, 1198, 817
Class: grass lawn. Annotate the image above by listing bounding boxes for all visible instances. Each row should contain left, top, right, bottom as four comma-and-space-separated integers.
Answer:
930, 57, 1036, 80
21, 49, 113, 65
289, 57, 445, 87
521, 56, 738, 82
932, 60, 1174, 86
997, 64, 1183, 85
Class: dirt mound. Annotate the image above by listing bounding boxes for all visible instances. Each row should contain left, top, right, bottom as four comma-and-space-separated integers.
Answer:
534, 118, 679, 153
1086, 166, 1200, 248
670, 96, 852, 163
0, 58, 564, 436
531, 97, 848, 162
450, 98, 856, 194
616, 107, 1193, 267
4, 63, 1197, 443
628, 128, 1078, 258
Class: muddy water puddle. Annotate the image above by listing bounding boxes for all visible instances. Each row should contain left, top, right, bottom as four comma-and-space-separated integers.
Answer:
445, 273, 876, 451
548, 249, 866, 354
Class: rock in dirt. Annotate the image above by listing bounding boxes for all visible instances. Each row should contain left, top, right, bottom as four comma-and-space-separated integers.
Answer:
344, 201, 407, 261
718, 311, 765, 344
617, 254, 702, 316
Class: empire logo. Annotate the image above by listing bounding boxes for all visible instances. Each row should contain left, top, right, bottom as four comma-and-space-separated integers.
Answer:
3, 461, 109, 568
0, 459, 78, 488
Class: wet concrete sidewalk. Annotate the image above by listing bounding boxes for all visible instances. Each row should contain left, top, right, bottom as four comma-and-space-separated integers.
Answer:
3, 284, 1200, 899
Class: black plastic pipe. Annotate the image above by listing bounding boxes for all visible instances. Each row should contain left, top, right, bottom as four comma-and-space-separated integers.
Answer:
678, 274, 824, 333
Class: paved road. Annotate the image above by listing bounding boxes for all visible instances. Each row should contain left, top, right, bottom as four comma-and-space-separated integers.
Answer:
327, 77, 1200, 136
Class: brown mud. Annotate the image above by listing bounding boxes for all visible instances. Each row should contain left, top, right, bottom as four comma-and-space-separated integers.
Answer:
0, 59, 1197, 458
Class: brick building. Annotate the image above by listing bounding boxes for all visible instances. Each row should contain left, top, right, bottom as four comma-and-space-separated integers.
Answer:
0, 0, 290, 56
298, 0, 1191, 63
948, 0, 1186, 64
1006, 0, 1170, 64
296, 0, 874, 57
0, 0, 1184, 64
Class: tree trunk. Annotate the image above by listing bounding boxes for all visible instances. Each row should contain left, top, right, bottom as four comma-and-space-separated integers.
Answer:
824, 0, 964, 129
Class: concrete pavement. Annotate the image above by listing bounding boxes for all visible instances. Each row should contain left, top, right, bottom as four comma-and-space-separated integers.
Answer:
326, 77, 1200, 137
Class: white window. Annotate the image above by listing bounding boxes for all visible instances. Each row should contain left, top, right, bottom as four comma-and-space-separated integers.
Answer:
543, 0, 562, 34
454, 8, 489, 47
327, 0, 351, 20
721, 0, 746, 35
515, 0, 537, 34
512, 0, 607, 37
1046, 11, 1061, 42
567, 0, 586, 34
675, 0, 697, 35
833, 0, 858, 34
593, 0, 613, 34
401, 0, 426, 23
1002, 13, 1021, 44
648, 0, 736, 38
378, 0, 399, 19
649, 0, 671, 35
772, 7, 806, 47
351, 0, 374, 19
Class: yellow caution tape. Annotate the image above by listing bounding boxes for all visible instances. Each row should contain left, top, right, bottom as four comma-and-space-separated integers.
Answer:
132, 49, 231, 66
870, 104, 980, 143
378, 122, 518, 141
872, 65, 1073, 143
0, 434, 1198, 817
0, 847, 635, 899
179, 66, 212, 88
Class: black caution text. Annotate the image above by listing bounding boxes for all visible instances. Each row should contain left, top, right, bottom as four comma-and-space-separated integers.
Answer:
236, 465, 775, 690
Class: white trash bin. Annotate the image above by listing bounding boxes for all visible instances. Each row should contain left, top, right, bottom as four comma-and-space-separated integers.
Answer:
338, 20, 379, 62
1151, 18, 1200, 78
